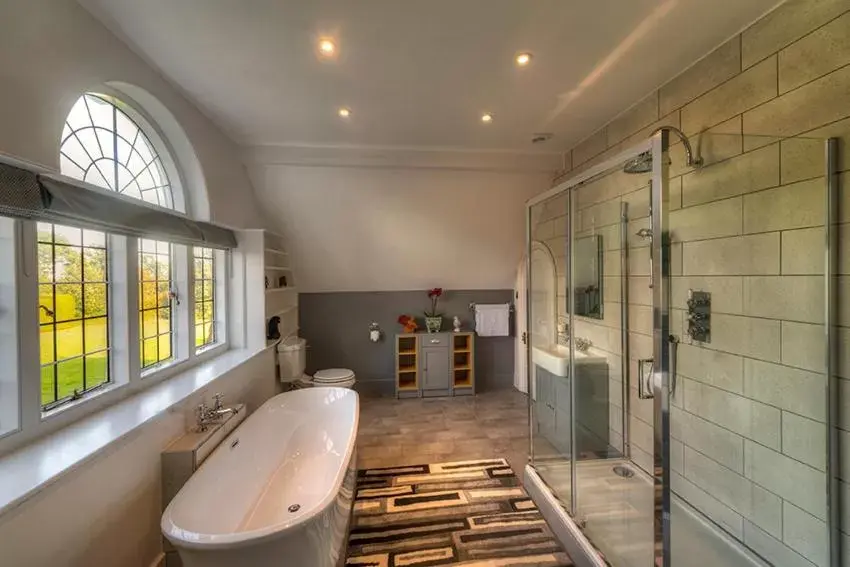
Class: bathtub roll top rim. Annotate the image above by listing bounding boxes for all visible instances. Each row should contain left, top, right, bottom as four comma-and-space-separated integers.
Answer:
161, 386, 360, 551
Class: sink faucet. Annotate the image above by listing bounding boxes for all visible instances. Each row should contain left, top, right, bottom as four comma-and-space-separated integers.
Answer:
573, 337, 592, 353
196, 393, 240, 431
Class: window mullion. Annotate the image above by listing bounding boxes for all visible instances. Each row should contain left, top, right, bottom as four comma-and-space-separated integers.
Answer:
174, 244, 191, 363
110, 235, 138, 385
15, 220, 39, 432
187, 247, 197, 358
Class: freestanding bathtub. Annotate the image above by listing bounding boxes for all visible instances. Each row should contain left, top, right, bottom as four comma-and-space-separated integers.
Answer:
161, 387, 359, 567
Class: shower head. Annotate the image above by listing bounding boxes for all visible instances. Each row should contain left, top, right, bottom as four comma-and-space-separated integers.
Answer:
635, 228, 653, 240
623, 151, 652, 174
622, 126, 703, 174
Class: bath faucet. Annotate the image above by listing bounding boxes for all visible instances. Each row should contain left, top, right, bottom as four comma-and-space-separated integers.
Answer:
196, 393, 240, 431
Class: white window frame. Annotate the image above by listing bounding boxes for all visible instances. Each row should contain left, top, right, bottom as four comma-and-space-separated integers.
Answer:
0, 90, 232, 455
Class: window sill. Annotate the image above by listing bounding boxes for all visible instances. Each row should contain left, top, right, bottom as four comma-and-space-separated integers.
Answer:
0, 344, 273, 518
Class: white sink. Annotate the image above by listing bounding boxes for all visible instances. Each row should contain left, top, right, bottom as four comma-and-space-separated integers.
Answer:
531, 344, 606, 377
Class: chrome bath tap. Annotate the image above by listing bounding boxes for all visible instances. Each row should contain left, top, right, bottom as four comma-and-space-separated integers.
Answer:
196, 393, 240, 431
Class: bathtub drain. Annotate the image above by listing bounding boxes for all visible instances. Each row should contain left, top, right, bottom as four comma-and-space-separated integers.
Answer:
288, 504, 301, 513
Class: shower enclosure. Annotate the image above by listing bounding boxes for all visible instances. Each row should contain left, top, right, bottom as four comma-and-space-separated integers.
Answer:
524, 129, 841, 567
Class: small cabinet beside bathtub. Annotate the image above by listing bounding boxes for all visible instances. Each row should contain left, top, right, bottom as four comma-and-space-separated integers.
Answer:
395, 332, 475, 398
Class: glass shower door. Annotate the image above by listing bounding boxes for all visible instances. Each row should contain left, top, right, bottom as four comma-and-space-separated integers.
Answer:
528, 191, 573, 513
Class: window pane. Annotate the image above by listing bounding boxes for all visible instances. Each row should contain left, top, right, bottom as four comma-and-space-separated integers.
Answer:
139, 239, 173, 370
54, 284, 82, 321
84, 317, 108, 354
56, 320, 84, 360
39, 221, 110, 410
56, 357, 84, 400
85, 354, 109, 389
84, 284, 107, 317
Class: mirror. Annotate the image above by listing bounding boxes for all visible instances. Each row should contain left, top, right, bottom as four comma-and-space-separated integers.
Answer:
573, 235, 603, 319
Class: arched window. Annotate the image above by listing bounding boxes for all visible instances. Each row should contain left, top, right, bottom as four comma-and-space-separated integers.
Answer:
39, 92, 211, 410
59, 93, 178, 211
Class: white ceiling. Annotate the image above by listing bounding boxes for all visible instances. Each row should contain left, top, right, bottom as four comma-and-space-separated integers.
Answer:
79, 0, 781, 154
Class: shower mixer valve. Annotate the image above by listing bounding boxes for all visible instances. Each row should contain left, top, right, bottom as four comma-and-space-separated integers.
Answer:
686, 290, 711, 343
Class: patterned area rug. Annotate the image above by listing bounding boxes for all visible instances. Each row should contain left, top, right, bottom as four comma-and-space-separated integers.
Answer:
346, 458, 573, 567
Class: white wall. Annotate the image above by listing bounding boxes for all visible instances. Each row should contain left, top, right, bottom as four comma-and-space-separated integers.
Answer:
248, 162, 552, 292
0, 0, 267, 230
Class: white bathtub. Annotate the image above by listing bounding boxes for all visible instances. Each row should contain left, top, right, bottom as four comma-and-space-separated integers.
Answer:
161, 387, 359, 567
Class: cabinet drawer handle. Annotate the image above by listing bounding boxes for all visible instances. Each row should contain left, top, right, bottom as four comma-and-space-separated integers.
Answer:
430, 339, 441, 344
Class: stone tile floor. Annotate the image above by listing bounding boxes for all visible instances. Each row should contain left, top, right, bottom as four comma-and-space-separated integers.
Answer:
356, 388, 530, 478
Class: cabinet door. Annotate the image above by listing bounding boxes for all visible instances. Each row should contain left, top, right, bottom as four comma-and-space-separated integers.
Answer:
422, 348, 450, 390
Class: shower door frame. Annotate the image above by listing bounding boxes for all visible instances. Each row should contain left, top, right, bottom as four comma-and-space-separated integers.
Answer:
525, 132, 669, 565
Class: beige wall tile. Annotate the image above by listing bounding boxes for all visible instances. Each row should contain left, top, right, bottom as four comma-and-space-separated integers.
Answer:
682, 233, 780, 276
677, 342, 744, 393
744, 178, 826, 234
743, 64, 850, 140
788, 117, 850, 177
671, 242, 683, 276
672, 408, 745, 472
684, 446, 783, 537
782, 227, 824, 274
742, 0, 850, 69
620, 110, 681, 149
681, 143, 779, 207
627, 303, 652, 335
781, 136, 828, 184
781, 320, 827, 373
744, 440, 826, 520
744, 520, 819, 567
743, 275, 824, 324
628, 276, 652, 306
780, 12, 850, 93
783, 502, 829, 567
661, 36, 742, 116
670, 197, 743, 242
681, 58, 778, 135
628, 245, 651, 277
782, 411, 827, 471
629, 414, 654, 456
572, 128, 608, 167
671, 439, 684, 474
622, 186, 650, 219
684, 379, 780, 449
671, 276, 743, 314
579, 198, 621, 232
672, 471, 745, 538
708, 312, 781, 361
607, 92, 659, 146
744, 358, 826, 421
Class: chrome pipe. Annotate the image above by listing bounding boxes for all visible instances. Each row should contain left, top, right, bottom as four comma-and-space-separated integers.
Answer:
620, 202, 630, 459
826, 138, 840, 567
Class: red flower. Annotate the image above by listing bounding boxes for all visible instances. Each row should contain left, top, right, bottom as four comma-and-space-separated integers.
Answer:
398, 314, 411, 325
428, 288, 443, 298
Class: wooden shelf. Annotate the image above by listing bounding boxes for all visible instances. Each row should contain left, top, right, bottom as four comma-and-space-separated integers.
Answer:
453, 365, 471, 371
398, 384, 418, 391
454, 349, 471, 353
398, 349, 416, 355
398, 365, 416, 373
265, 265, 291, 271
454, 378, 473, 388
264, 248, 289, 256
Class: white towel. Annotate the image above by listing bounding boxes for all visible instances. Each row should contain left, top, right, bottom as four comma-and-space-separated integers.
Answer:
475, 303, 510, 337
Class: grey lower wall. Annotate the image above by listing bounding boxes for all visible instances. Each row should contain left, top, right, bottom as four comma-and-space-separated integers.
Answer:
299, 289, 515, 395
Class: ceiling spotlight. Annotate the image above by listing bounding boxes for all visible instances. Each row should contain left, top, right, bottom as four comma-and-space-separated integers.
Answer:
516, 52, 533, 66
338, 107, 351, 118
481, 113, 493, 123
318, 39, 336, 57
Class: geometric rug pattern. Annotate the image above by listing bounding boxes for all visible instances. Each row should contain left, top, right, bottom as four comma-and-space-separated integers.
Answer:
346, 458, 574, 566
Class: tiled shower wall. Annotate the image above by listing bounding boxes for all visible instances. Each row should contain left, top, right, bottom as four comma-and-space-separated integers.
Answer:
543, 0, 850, 565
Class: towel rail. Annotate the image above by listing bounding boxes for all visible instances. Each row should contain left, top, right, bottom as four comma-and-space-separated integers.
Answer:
468, 302, 515, 312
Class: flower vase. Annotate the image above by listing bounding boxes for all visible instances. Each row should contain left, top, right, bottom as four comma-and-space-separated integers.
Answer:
425, 316, 443, 333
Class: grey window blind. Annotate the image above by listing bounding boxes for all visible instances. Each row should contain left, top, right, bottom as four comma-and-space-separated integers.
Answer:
0, 161, 236, 249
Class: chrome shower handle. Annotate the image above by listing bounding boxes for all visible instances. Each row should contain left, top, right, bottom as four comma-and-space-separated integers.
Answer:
669, 335, 680, 399
638, 358, 654, 399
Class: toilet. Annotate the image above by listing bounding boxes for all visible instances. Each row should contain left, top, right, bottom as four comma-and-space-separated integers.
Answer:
277, 338, 356, 389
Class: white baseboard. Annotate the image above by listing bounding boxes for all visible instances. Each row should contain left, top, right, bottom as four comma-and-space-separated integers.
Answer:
148, 552, 165, 567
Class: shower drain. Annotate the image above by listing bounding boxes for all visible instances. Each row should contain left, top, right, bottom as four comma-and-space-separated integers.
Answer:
612, 465, 635, 478
288, 504, 301, 513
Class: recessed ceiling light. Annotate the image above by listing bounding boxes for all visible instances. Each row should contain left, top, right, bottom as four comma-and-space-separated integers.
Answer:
481, 113, 493, 123
318, 39, 336, 57
516, 52, 533, 66
338, 107, 351, 118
